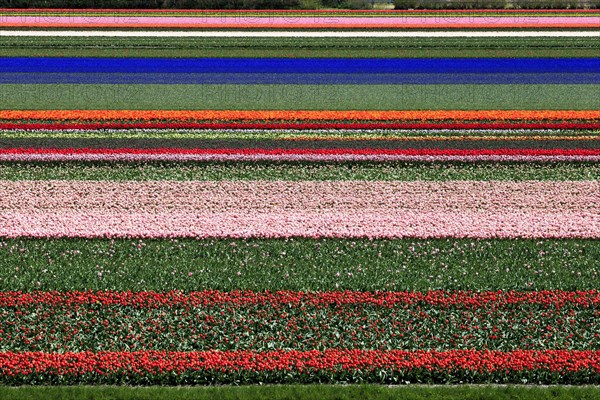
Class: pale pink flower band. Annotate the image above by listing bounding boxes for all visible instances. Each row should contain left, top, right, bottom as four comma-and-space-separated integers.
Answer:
1, 180, 598, 239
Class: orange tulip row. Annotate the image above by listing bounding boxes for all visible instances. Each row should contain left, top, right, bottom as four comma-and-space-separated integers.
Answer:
2, 110, 600, 122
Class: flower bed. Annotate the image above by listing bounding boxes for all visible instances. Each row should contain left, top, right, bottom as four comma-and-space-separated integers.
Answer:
0, 8, 598, 387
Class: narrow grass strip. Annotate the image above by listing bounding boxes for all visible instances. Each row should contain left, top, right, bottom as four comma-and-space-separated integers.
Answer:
1, 385, 599, 400
1, 180, 598, 239
2, 31, 599, 37
0, 161, 598, 181
0, 238, 597, 291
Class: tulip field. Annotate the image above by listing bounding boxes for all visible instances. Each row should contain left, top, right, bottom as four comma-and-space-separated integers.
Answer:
0, 8, 599, 393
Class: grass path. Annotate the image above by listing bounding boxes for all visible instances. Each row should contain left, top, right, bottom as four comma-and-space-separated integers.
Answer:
1, 385, 600, 400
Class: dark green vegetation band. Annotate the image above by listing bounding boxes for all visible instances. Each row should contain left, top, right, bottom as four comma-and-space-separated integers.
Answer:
3, 129, 600, 139
2, 37, 599, 58
2, 84, 600, 110
1, 238, 597, 291
1, 161, 598, 181
1, 138, 598, 150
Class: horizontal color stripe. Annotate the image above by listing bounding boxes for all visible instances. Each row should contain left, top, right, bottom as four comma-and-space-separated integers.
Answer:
3, 290, 597, 307
2, 36, 598, 60
4, 290, 597, 352
4, 123, 600, 130
2, 24, 597, 29
2, 30, 599, 37
2, 9, 599, 14
0, 148, 598, 162
2, 129, 598, 141
1, 153, 598, 162
12, 16, 598, 23
3, 58, 599, 74
1, 148, 597, 156
0, 180, 597, 239
1, 139, 597, 150
1, 162, 596, 183
0, 238, 597, 292
3, 85, 598, 110
4, 110, 598, 121
1, 350, 599, 385
3, 72, 600, 85
1, 16, 598, 29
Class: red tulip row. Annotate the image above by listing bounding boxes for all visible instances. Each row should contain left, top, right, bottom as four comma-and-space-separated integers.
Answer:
3, 110, 598, 121
2, 289, 598, 353
1, 350, 599, 384
1, 290, 598, 309
2, 122, 600, 130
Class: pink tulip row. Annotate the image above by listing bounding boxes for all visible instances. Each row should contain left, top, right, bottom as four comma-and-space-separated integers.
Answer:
1, 180, 597, 239
1, 153, 598, 163
1, 16, 597, 28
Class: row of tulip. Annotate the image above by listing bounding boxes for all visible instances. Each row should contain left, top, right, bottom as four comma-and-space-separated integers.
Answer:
0, 148, 598, 163
5, 122, 600, 130
1, 15, 598, 28
4, 128, 596, 140
2, 139, 594, 151
1, 159, 593, 181
4, 110, 598, 121
4, 9, 598, 15
2, 289, 598, 308
0, 237, 597, 292
0, 290, 598, 353
3, 111, 599, 132
0, 350, 599, 385
0, 179, 597, 238
6, 58, 597, 74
